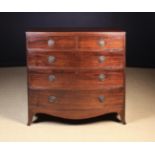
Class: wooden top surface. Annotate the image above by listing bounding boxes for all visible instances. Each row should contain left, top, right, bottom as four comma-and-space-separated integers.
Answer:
26, 27, 125, 32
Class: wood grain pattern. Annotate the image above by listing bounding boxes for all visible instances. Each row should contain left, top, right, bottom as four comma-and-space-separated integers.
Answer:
28, 88, 123, 119
29, 89, 124, 109
27, 36, 76, 50
28, 69, 124, 90
27, 51, 124, 69
26, 32, 125, 51
79, 36, 124, 50
26, 30, 126, 125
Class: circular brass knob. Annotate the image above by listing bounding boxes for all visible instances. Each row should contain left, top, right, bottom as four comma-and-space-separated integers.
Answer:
48, 39, 55, 47
48, 56, 55, 63
98, 56, 106, 63
48, 75, 56, 81
98, 38, 105, 47
98, 96, 105, 103
98, 74, 105, 81
48, 96, 56, 103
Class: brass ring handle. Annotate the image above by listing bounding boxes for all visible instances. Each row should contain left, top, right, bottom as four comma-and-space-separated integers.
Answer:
48, 39, 55, 47
98, 56, 106, 63
98, 38, 105, 47
98, 96, 105, 103
98, 74, 105, 81
48, 96, 56, 103
48, 55, 55, 63
48, 75, 56, 81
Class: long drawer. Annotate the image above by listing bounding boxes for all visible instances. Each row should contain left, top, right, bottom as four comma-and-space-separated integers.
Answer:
29, 89, 124, 110
28, 69, 124, 90
27, 51, 124, 69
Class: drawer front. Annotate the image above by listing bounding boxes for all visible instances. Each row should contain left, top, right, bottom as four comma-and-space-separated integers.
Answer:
79, 36, 124, 50
29, 89, 124, 110
28, 69, 124, 90
28, 51, 124, 69
27, 36, 76, 50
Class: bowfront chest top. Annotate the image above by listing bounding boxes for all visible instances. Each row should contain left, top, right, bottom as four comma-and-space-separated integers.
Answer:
26, 28, 126, 125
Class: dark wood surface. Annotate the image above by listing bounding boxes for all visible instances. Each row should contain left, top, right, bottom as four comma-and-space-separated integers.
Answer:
26, 31, 126, 125
26, 27, 125, 32
29, 89, 124, 109
78, 36, 124, 49
28, 69, 124, 90
26, 33, 124, 50
27, 36, 76, 50
27, 51, 124, 69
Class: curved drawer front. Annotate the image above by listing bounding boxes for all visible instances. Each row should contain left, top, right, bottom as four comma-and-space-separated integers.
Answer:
29, 89, 124, 110
79, 36, 124, 50
28, 69, 124, 90
27, 36, 76, 50
28, 51, 124, 69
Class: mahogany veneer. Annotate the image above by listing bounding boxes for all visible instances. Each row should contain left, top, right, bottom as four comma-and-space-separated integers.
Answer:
26, 28, 126, 125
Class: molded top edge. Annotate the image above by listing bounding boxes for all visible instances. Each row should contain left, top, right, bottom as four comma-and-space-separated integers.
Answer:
26, 27, 126, 32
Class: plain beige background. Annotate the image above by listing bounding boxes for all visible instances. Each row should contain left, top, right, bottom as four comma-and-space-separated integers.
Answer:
0, 67, 155, 141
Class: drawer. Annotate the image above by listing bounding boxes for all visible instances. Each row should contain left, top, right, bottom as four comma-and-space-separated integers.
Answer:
28, 69, 124, 90
79, 36, 124, 50
29, 89, 124, 110
27, 36, 76, 50
27, 51, 124, 69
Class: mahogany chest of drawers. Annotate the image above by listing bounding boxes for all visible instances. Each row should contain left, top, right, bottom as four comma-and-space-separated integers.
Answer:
26, 28, 126, 125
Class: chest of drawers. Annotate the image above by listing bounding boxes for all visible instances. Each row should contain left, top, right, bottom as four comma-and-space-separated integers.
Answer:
26, 28, 126, 125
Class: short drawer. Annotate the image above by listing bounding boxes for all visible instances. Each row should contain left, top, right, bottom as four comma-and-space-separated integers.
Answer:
27, 51, 124, 69
29, 89, 124, 110
28, 69, 124, 90
78, 35, 124, 50
27, 36, 76, 50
